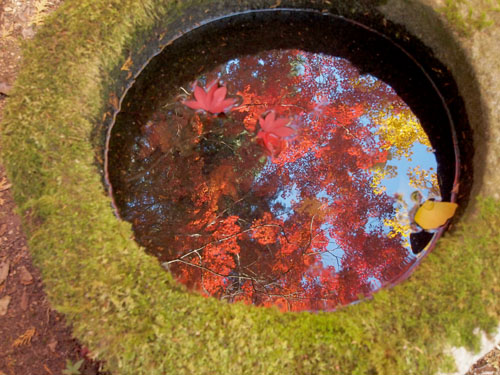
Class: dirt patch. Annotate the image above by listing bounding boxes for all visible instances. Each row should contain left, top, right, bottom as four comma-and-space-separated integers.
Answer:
0, 170, 102, 375
0, 1, 104, 374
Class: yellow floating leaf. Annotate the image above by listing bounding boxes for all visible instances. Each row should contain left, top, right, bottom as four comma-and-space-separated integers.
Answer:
414, 201, 458, 230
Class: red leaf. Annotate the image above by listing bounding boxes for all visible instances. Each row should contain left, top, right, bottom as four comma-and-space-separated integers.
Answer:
257, 131, 288, 157
256, 111, 295, 157
184, 80, 237, 114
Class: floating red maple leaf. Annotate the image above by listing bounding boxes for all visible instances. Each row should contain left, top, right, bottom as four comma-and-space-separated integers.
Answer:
183, 80, 237, 114
256, 111, 295, 157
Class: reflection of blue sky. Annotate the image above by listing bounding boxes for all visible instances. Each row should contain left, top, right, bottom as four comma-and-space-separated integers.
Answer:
378, 142, 439, 205
367, 276, 382, 289
269, 183, 299, 221
320, 224, 344, 269
225, 58, 240, 74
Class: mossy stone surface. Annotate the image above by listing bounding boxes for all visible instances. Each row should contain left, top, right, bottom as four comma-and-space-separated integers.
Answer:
381, 0, 500, 205
0, 0, 499, 374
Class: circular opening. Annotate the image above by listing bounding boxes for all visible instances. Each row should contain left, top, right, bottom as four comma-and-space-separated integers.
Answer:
105, 9, 463, 312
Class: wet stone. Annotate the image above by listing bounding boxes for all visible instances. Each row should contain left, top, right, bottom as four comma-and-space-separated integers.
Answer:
106, 12, 458, 312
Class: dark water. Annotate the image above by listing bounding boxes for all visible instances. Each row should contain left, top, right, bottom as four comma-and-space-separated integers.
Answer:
107, 12, 456, 312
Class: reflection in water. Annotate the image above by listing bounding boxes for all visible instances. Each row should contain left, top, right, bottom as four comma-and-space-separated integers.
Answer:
109, 49, 441, 311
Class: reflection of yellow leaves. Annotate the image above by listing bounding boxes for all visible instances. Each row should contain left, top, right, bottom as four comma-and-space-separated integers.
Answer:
383, 202, 412, 247
384, 217, 411, 239
384, 204, 411, 249
13, 328, 36, 347
415, 201, 458, 230
374, 107, 431, 159
370, 165, 397, 195
407, 166, 440, 196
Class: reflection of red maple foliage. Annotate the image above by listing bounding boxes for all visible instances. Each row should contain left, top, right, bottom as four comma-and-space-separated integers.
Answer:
118, 49, 414, 311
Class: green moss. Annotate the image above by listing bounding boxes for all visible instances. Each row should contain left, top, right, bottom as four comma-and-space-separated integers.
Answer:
438, 0, 499, 36
1, 0, 499, 374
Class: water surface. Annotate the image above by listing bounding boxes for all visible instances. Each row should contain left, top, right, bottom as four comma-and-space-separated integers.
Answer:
108, 45, 444, 311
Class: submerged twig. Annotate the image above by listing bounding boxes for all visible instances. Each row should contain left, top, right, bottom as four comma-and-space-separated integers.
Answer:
125, 154, 170, 183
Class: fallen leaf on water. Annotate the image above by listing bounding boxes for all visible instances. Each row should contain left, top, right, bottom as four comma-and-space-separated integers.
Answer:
256, 111, 295, 157
414, 201, 458, 230
258, 111, 295, 138
0, 295, 11, 316
0, 261, 9, 285
13, 327, 36, 347
183, 80, 237, 114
